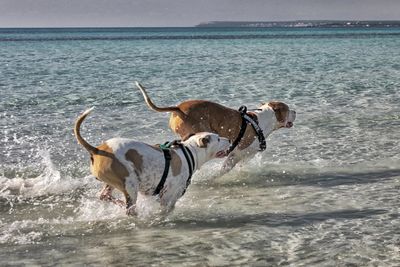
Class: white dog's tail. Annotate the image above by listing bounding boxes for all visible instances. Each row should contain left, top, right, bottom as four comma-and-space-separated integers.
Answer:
74, 107, 99, 155
135, 81, 186, 118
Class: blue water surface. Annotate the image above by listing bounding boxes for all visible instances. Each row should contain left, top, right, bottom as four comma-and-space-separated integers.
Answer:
0, 27, 399, 266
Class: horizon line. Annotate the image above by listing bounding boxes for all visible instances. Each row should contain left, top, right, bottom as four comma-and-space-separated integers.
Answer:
2, 19, 400, 29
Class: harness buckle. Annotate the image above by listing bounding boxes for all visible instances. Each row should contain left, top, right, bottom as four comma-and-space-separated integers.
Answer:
238, 105, 247, 114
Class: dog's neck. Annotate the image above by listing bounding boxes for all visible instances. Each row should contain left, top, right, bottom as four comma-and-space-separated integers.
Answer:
255, 107, 279, 138
182, 143, 207, 171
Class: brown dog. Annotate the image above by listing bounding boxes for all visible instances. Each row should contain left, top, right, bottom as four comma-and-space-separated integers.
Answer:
135, 82, 296, 172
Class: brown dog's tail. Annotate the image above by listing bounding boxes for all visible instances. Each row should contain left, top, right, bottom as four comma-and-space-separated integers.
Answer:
135, 81, 186, 118
74, 107, 99, 155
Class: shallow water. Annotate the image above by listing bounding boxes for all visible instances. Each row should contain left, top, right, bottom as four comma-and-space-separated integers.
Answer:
1, 27, 400, 266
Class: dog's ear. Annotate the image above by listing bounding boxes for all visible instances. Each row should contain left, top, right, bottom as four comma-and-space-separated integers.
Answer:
268, 102, 288, 123
182, 133, 195, 141
197, 135, 210, 148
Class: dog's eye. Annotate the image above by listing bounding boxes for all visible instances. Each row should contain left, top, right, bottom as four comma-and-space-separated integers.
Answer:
218, 138, 220, 142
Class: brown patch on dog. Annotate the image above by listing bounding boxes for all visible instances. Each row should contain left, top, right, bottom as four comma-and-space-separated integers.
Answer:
91, 143, 129, 195
268, 102, 289, 123
125, 149, 144, 174
170, 150, 182, 176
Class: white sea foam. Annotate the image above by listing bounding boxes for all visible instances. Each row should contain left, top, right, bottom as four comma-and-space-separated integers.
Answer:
73, 192, 163, 221
0, 219, 44, 245
0, 150, 92, 198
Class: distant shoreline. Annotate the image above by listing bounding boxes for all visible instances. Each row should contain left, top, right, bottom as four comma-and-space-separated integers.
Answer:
196, 20, 400, 28
2, 20, 400, 29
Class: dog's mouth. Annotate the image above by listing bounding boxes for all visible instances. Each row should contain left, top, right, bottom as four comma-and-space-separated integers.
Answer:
216, 150, 227, 158
286, 121, 294, 128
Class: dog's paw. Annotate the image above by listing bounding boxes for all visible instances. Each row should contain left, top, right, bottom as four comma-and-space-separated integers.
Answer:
99, 194, 112, 201
126, 205, 137, 216
114, 199, 126, 207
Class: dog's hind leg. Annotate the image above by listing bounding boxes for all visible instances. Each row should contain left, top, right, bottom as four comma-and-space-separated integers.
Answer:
124, 176, 139, 216
125, 194, 135, 216
99, 184, 125, 207
99, 184, 113, 201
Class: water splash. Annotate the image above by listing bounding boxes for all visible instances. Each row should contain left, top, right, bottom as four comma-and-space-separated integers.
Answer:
0, 150, 91, 198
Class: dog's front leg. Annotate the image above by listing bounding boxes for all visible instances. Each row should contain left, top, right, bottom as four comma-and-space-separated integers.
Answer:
221, 149, 257, 174
159, 205, 174, 217
159, 192, 177, 215
160, 202, 176, 215
221, 153, 241, 174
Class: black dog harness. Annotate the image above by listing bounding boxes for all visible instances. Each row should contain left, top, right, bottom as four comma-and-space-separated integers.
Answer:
153, 141, 195, 196
227, 105, 267, 154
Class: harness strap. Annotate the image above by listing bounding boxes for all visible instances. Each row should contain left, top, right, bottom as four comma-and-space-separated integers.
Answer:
243, 114, 267, 151
185, 145, 195, 171
175, 143, 195, 196
226, 105, 266, 154
153, 143, 172, 196
153, 141, 195, 197
227, 106, 248, 154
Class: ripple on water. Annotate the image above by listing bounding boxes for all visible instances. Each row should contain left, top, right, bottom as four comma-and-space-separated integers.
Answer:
1, 28, 400, 265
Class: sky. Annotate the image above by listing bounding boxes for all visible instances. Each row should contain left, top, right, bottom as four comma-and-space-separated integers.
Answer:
1, 0, 400, 27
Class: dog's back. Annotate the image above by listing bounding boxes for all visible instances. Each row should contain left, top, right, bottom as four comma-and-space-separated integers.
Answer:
169, 100, 241, 139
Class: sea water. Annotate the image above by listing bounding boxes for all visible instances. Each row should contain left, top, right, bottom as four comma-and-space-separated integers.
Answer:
1, 27, 399, 265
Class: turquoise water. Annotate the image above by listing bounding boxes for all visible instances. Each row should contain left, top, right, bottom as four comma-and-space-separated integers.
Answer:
1, 28, 400, 265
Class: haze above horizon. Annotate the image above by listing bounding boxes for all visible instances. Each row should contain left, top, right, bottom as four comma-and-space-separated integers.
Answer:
1, 0, 400, 27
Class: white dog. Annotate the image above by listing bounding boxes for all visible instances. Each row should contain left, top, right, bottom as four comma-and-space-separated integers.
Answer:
74, 108, 230, 215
